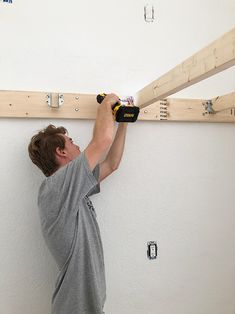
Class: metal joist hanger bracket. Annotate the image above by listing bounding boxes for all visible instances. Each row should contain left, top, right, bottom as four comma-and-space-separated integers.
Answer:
46, 93, 64, 108
202, 100, 215, 115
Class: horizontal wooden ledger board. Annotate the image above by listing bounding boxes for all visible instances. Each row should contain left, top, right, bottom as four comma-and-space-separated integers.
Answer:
0, 91, 99, 119
1, 90, 235, 122
139, 91, 235, 122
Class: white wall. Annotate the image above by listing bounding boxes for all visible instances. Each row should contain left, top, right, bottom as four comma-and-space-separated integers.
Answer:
0, 1, 235, 313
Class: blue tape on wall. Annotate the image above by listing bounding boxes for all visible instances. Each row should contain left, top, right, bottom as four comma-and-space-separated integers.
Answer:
3, 0, 13, 3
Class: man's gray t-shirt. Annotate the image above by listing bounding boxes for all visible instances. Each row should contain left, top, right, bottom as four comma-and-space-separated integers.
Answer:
38, 152, 106, 314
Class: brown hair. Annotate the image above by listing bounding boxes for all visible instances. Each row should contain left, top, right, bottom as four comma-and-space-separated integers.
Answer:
28, 124, 68, 177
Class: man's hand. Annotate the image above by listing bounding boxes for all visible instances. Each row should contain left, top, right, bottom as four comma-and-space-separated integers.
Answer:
100, 93, 119, 110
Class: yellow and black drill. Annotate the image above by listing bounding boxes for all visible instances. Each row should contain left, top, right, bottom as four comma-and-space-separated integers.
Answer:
96, 93, 139, 123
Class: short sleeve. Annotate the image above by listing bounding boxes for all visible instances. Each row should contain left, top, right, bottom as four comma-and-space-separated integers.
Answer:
87, 165, 100, 197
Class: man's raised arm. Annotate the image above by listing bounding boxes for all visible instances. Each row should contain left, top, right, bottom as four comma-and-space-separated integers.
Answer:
85, 93, 119, 170
99, 123, 128, 182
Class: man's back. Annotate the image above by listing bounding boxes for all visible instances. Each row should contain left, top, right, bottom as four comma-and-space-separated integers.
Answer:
38, 152, 106, 314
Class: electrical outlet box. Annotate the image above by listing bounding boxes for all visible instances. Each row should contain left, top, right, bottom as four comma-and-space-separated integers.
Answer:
147, 241, 157, 260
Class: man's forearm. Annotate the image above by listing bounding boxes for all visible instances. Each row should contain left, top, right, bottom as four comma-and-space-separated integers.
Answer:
92, 94, 121, 145
104, 123, 128, 170
92, 101, 115, 145
84, 94, 120, 171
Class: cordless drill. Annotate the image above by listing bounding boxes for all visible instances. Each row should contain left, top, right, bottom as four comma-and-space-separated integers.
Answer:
96, 93, 139, 123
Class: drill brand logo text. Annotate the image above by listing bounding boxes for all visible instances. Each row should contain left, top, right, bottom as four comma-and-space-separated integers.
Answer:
124, 113, 134, 118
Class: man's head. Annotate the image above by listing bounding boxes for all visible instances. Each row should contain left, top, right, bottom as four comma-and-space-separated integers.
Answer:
28, 124, 81, 177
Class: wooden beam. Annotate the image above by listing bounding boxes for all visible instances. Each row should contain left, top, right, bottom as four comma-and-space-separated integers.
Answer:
0, 90, 99, 119
1, 90, 235, 122
139, 91, 235, 122
135, 27, 235, 109
211, 91, 235, 113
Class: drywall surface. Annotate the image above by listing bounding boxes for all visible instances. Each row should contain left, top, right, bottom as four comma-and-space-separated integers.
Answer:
0, 1, 235, 314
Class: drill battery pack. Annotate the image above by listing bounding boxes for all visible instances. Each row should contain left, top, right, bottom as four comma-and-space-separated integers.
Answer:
114, 105, 139, 122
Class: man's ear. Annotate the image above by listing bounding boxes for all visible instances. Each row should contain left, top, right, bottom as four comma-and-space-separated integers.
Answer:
55, 147, 66, 157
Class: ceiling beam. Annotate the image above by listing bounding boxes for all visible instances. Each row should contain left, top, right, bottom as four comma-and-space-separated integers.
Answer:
135, 27, 235, 109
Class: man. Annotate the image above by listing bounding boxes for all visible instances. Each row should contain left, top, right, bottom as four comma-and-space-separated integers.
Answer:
28, 94, 127, 314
